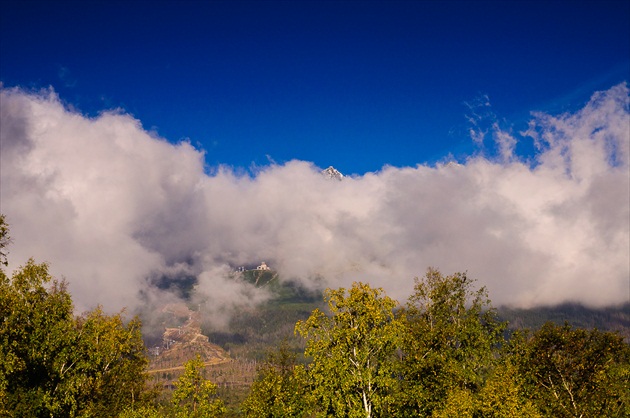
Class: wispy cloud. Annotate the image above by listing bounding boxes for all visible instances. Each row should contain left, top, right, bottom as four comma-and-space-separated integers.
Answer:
464, 93, 520, 163
56, 65, 77, 88
464, 93, 492, 146
1, 84, 628, 321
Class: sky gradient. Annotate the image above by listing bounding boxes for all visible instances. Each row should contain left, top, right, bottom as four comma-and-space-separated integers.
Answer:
2, 0, 629, 173
1, 1, 629, 318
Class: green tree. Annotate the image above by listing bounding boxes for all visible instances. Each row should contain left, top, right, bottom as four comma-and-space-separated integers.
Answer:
241, 341, 309, 417
117, 405, 162, 418
512, 322, 630, 418
0, 259, 74, 416
395, 269, 506, 416
431, 364, 544, 418
0, 217, 151, 417
0, 260, 149, 417
70, 308, 149, 417
171, 355, 225, 418
431, 387, 476, 418
475, 361, 542, 418
295, 282, 403, 418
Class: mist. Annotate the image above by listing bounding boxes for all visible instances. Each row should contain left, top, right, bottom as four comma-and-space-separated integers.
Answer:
1, 84, 628, 324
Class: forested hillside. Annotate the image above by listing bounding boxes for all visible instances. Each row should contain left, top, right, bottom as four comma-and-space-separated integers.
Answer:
498, 303, 630, 342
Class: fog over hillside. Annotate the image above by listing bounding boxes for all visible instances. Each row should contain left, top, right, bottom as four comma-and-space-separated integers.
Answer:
1, 84, 628, 322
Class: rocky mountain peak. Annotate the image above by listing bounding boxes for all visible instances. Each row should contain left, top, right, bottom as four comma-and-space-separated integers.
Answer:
321, 166, 344, 181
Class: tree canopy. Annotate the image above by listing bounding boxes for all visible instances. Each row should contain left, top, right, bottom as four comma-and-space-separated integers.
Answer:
1, 214, 628, 418
241, 340, 308, 417
0, 258, 149, 417
171, 355, 226, 418
395, 269, 507, 415
0, 216, 150, 417
295, 282, 403, 417
245, 269, 629, 418
510, 322, 630, 418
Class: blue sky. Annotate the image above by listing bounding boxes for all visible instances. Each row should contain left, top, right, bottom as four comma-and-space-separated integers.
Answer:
1, 1, 629, 311
2, 0, 628, 175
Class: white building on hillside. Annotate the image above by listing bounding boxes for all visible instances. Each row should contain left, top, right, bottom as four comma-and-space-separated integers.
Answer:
256, 261, 270, 271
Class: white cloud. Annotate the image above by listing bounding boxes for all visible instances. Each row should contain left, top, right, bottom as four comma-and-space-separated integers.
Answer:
1, 84, 628, 320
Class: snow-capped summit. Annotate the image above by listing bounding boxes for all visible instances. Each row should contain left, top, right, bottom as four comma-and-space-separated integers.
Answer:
321, 166, 344, 181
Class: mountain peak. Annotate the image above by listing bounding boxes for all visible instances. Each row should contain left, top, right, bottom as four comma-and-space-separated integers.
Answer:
321, 166, 344, 181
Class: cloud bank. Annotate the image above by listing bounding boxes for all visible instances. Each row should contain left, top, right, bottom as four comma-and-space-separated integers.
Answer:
1, 84, 628, 319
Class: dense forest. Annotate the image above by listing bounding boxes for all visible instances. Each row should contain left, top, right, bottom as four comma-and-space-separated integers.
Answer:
1, 215, 629, 417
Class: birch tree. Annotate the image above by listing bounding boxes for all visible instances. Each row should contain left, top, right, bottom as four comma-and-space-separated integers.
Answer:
395, 269, 506, 416
0, 217, 150, 417
512, 322, 630, 418
296, 282, 403, 418
0, 214, 9, 267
